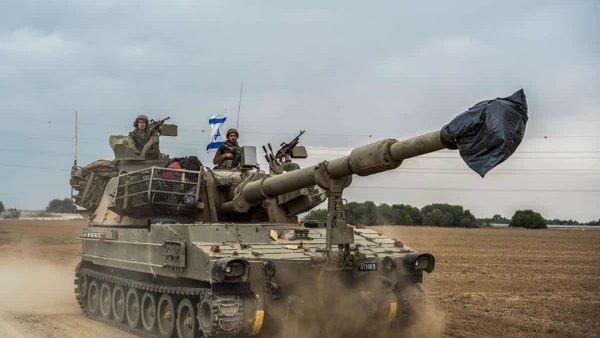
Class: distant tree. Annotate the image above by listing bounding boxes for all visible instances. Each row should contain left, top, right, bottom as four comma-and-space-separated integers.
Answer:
0, 201, 4, 213
375, 203, 395, 225
361, 201, 377, 225
46, 198, 77, 213
587, 219, 600, 226
422, 208, 448, 226
303, 209, 327, 221
546, 218, 581, 225
346, 201, 377, 225
478, 214, 509, 226
345, 202, 362, 225
492, 214, 510, 223
509, 210, 547, 229
421, 203, 480, 228
459, 210, 479, 227
391, 204, 422, 225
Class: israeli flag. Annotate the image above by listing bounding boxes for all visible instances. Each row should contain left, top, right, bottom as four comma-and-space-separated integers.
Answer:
206, 115, 226, 151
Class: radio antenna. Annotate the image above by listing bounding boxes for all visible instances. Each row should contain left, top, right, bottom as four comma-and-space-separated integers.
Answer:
236, 82, 243, 129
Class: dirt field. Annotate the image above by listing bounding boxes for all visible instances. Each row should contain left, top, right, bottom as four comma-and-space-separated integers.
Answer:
0, 219, 134, 338
376, 226, 600, 338
0, 220, 598, 337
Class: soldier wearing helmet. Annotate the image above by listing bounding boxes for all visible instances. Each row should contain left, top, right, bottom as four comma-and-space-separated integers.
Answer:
127, 114, 159, 160
213, 128, 242, 169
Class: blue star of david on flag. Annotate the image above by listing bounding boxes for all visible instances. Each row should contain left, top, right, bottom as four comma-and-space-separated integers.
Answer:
206, 115, 226, 151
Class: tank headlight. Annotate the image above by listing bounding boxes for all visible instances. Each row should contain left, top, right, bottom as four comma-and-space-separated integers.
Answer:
415, 256, 430, 270
212, 258, 249, 282
225, 261, 247, 277
403, 253, 435, 273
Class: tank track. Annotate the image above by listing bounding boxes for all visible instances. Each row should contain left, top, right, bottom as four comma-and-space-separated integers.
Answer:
199, 295, 245, 337
74, 262, 222, 338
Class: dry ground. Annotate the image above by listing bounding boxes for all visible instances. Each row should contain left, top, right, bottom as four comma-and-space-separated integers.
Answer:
376, 226, 600, 338
0, 219, 133, 338
0, 219, 598, 337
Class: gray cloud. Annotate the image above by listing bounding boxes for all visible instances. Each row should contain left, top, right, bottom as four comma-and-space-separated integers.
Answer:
0, 0, 598, 220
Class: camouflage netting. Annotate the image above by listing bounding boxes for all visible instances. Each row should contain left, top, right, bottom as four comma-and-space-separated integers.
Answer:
70, 160, 118, 209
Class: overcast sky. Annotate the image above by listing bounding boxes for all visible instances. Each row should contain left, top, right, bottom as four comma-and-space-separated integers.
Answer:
0, 0, 598, 221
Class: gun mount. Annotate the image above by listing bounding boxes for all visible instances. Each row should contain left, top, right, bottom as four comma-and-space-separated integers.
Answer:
262, 130, 307, 174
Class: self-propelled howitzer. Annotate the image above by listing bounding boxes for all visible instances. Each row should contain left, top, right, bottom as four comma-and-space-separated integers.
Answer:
70, 90, 527, 338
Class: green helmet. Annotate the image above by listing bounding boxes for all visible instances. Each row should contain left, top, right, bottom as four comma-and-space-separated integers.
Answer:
226, 128, 239, 137
133, 114, 149, 127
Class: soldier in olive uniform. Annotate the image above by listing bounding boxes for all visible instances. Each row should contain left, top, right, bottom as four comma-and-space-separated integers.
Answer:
128, 114, 160, 160
281, 158, 301, 172
213, 128, 242, 169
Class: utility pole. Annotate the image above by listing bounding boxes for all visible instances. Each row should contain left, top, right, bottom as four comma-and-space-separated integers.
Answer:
74, 111, 78, 166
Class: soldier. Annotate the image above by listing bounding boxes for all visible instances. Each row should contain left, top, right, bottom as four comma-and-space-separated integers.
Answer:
213, 128, 242, 169
281, 157, 301, 172
128, 114, 159, 160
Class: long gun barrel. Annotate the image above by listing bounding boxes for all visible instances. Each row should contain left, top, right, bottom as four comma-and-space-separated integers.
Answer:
239, 131, 443, 206
223, 89, 528, 213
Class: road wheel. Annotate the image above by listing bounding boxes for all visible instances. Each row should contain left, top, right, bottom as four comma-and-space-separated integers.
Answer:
176, 299, 197, 338
157, 294, 177, 338
87, 280, 99, 315
141, 292, 157, 332
112, 285, 126, 323
126, 288, 141, 329
99, 282, 112, 319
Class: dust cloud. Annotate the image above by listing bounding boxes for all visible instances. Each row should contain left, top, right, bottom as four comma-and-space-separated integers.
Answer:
0, 254, 78, 315
403, 299, 446, 338
266, 267, 446, 338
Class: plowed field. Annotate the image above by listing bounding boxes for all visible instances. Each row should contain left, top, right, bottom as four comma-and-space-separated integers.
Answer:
376, 226, 600, 337
0, 219, 598, 337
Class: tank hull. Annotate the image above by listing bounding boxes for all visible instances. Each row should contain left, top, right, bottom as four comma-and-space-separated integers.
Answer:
75, 223, 429, 337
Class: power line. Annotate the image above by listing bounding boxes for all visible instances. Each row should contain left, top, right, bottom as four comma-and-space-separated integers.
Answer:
306, 153, 600, 160
383, 170, 600, 176
0, 163, 68, 172
350, 186, 600, 193
308, 148, 600, 154
2, 126, 599, 141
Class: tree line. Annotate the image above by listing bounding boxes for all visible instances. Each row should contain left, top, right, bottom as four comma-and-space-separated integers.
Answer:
303, 201, 600, 229
2, 198, 598, 227
0, 198, 77, 215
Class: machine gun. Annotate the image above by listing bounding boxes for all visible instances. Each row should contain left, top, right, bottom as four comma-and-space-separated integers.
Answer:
138, 116, 177, 158
263, 130, 307, 174
148, 116, 171, 134
276, 130, 305, 160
